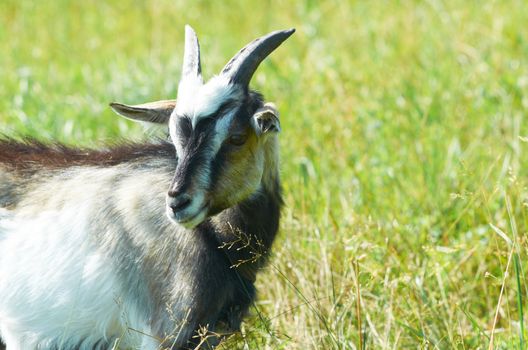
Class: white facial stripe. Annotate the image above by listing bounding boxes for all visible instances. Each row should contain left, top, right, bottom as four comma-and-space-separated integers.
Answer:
211, 109, 236, 154
168, 115, 184, 157
191, 110, 236, 191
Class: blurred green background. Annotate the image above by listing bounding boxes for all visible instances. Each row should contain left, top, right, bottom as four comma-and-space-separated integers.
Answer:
1, 1, 528, 349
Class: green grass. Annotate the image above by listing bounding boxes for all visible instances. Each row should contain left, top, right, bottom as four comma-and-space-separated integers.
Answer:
1, 1, 528, 349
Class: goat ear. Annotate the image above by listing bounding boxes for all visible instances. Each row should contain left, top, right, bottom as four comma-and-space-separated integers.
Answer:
109, 100, 176, 124
252, 103, 280, 136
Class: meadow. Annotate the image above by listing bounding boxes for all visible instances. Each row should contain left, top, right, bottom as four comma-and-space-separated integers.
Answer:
1, 1, 528, 349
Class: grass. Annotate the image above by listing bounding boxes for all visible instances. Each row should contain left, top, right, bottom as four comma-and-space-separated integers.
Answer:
1, 0, 528, 348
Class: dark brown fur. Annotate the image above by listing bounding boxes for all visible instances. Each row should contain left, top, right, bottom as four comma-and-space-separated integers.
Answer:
0, 137, 175, 172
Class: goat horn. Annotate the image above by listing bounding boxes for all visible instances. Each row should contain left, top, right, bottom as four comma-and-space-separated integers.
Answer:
221, 28, 295, 87
181, 25, 202, 83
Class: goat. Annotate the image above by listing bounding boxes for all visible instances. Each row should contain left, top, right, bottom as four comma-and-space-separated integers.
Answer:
0, 25, 294, 350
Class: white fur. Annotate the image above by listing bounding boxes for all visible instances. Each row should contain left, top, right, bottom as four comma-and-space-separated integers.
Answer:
0, 166, 174, 349
168, 119, 184, 158
211, 109, 236, 152
174, 75, 242, 124
0, 210, 151, 349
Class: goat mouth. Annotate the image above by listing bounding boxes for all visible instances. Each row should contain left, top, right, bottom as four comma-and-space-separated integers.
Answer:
170, 202, 209, 228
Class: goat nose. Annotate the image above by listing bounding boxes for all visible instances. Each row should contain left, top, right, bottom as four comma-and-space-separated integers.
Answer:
169, 194, 192, 213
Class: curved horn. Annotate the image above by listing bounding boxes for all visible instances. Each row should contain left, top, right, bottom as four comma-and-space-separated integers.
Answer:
221, 28, 295, 87
181, 25, 202, 82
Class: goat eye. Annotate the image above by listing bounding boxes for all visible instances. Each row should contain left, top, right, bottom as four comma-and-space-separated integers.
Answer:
228, 134, 247, 146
